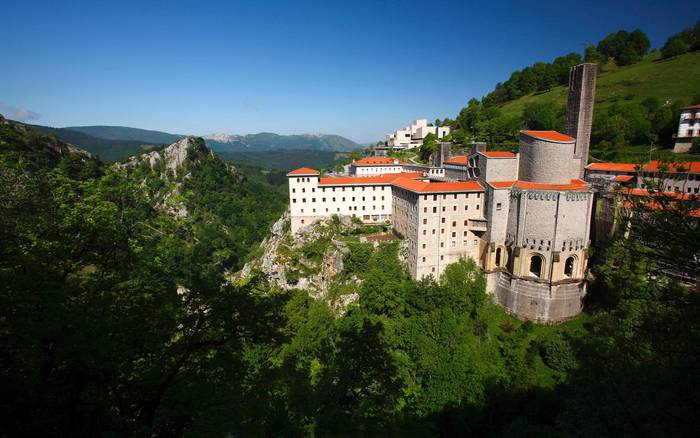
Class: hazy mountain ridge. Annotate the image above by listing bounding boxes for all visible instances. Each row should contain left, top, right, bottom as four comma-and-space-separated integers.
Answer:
23, 123, 360, 162
65, 125, 184, 144
203, 132, 361, 152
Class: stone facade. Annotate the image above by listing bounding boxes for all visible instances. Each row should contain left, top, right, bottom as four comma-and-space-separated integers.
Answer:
393, 186, 486, 279
566, 63, 597, 178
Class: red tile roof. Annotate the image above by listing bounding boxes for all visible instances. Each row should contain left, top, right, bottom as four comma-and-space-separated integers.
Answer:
623, 189, 696, 200
587, 161, 700, 173
620, 189, 700, 217
352, 157, 403, 165
480, 151, 517, 158
444, 156, 467, 165
488, 181, 515, 189
287, 167, 320, 176
681, 103, 700, 110
392, 177, 483, 193
522, 130, 575, 142
586, 162, 639, 172
642, 161, 700, 173
514, 179, 589, 192
319, 172, 422, 186
613, 175, 635, 182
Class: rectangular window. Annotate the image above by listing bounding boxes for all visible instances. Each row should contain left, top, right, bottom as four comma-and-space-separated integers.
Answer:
496, 202, 502, 210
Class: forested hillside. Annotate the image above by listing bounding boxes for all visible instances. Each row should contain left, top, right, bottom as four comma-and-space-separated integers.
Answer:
217, 148, 343, 171
435, 23, 700, 163
1, 116, 698, 435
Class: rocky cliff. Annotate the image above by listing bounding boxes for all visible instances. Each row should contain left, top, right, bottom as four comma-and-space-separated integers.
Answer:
119, 136, 239, 218
236, 215, 388, 312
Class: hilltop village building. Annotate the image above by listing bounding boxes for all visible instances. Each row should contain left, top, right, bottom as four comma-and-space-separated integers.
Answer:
673, 104, 700, 153
286, 63, 699, 323
379, 119, 450, 152
349, 157, 404, 176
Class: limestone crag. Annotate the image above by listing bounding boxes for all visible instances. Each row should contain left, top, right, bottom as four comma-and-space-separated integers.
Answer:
237, 214, 362, 311
118, 137, 233, 218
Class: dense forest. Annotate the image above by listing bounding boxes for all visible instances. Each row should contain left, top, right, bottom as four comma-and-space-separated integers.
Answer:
1, 116, 699, 436
426, 22, 700, 162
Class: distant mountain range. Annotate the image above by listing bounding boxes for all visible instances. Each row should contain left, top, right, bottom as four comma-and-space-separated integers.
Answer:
203, 132, 360, 153
65, 125, 184, 145
20, 124, 361, 162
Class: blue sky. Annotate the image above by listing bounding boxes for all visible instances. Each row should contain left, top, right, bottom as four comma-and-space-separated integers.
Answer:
1, 0, 696, 143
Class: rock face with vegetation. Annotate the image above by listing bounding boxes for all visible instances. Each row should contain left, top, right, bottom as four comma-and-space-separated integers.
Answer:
240, 215, 395, 311
119, 136, 234, 218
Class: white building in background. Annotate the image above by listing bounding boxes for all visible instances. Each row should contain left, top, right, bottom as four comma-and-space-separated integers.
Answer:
382, 119, 450, 151
349, 157, 404, 176
673, 104, 700, 153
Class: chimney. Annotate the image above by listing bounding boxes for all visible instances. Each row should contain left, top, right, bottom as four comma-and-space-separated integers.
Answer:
432, 142, 452, 167
566, 63, 597, 178
470, 142, 487, 155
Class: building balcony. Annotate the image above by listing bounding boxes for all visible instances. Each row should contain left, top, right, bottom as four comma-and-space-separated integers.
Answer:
468, 218, 488, 231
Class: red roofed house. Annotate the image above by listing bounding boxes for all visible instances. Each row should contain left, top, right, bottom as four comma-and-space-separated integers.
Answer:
584, 160, 700, 195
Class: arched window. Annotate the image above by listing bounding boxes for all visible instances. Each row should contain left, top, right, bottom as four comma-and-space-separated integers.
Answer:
564, 256, 576, 277
495, 248, 502, 267
529, 254, 543, 278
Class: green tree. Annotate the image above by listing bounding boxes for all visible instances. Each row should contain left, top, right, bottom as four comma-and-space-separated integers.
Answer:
418, 132, 438, 162
523, 102, 561, 130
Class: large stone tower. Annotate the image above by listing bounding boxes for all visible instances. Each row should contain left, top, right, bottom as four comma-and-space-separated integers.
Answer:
566, 63, 598, 178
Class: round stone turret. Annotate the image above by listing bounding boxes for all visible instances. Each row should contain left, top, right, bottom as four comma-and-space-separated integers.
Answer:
518, 131, 577, 184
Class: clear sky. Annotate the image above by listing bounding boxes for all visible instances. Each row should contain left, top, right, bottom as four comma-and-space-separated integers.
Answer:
1, 0, 696, 143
